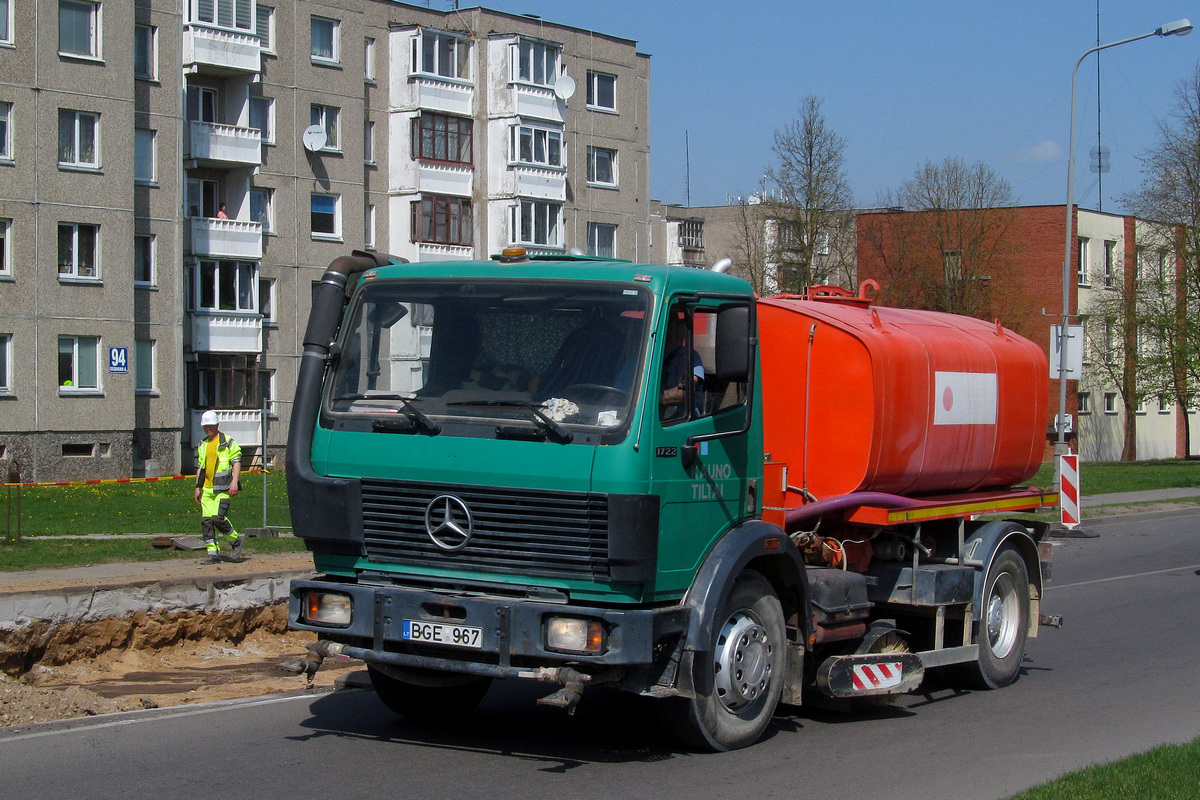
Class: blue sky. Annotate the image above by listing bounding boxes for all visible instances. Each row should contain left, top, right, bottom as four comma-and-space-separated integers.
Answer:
478, 0, 1199, 212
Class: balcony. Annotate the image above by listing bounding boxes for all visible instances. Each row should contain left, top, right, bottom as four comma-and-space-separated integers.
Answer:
190, 408, 262, 450
190, 217, 263, 259
184, 24, 262, 75
190, 310, 263, 353
187, 121, 262, 167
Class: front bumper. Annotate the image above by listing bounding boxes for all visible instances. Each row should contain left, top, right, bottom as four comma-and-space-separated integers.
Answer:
288, 579, 690, 683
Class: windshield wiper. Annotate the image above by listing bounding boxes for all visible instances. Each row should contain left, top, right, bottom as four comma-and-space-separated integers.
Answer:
332, 393, 442, 436
446, 400, 574, 444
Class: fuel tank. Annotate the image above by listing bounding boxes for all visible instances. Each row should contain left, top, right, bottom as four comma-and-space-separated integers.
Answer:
757, 289, 1047, 500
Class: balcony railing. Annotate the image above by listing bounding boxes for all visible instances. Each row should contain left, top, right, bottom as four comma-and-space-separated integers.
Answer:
190, 408, 262, 450
190, 309, 263, 353
188, 121, 262, 167
189, 217, 263, 260
184, 24, 262, 74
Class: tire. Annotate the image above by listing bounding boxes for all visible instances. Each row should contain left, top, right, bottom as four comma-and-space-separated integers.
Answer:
960, 547, 1030, 689
367, 664, 492, 720
658, 570, 786, 751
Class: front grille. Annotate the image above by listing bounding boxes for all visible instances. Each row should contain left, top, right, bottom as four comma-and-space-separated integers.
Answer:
360, 478, 611, 581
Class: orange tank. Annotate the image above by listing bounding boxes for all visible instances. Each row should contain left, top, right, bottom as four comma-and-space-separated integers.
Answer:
757, 289, 1047, 502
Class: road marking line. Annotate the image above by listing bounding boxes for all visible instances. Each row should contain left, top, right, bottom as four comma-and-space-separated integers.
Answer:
1047, 563, 1200, 591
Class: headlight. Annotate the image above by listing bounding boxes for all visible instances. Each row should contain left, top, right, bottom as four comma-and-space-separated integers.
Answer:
304, 591, 352, 626
545, 617, 604, 654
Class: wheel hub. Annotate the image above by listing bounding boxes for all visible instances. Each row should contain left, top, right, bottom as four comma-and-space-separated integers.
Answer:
713, 612, 773, 712
986, 573, 1019, 658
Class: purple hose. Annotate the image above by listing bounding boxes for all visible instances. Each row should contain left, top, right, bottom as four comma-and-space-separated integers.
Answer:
783, 492, 925, 532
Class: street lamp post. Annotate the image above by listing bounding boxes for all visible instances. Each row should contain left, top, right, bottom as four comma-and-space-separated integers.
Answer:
1056, 18, 1192, 460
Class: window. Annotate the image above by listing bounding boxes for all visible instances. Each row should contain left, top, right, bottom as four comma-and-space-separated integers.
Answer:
0, 218, 9, 277
135, 234, 155, 285
586, 71, 616, 111
186, 85, 217, 123
416, 30, 470, 80
1159, 395, 1171, 414
413, 113, 472, 164
943, 249, 962, 282
411, 194, 472, 246
193, 260, 257, 311
512, 124, 561, 168
187, 178, 220, 217
587, 223, 616, 258
364, 120, 375, 163
58, 335, 99, 391
135, 340, 155, 393
0, 101, 10, 161
1103, 318, 1116, 364
659, 303, 748, 424
586, 146, 617, 186
513, 199, 561, 247
0, 333, 9, 393
249, 96, 274, 143
259, 367, 276, 414
679, 220, 703, 249
310, 16, 339, 64
134, 128, 155, 183
59, 0, 99, 58
1077, 391, 1090, 415
250, 187, 273, 234
364, 37, 375, 81
58, 223, 98, 278
0, 0, 11, 45
365, 203, 376, 249
255, 5, 273, 51
517, 39, 558, 86
310, 193, 340, 239
1103, 240, 1116, 288
310, 104, 339, 151
1156, 249, 1170, 291
1078, 315, 1090, 364
58, 109, 99, 168
1103, 392, 1118, 414
259, 277, 276, 325
192, 0, 253, 32
1076, 237, 1089, 285
134, 25, 155, 78
190, 353, 259, 409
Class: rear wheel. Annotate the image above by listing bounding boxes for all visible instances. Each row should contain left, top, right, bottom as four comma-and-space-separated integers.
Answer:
959, 547, 1030, 689
367, 664, 492, 720
658, 570, 786, 751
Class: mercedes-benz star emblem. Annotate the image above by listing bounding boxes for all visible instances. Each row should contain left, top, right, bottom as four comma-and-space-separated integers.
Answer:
424, 495, 474, 552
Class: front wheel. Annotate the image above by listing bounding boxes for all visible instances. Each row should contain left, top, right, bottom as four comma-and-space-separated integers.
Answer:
959, 547, 1030, 689
367, 664, 492, 720
658, 570, 786, 751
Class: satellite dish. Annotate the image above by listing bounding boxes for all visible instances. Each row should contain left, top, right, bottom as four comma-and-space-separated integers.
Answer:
302, 124, 327, 152
553, 74, 576, 100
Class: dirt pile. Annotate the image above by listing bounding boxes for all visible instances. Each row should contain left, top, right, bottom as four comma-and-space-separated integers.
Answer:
0, 605, 365, 728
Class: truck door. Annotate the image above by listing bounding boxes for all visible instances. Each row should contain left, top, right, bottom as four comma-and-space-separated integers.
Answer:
650, 300, 753, 595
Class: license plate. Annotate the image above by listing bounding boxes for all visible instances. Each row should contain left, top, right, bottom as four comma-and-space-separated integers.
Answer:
401, 619, 483, 649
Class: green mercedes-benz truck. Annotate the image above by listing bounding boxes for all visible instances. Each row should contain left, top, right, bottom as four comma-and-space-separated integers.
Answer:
286, 249, 1058, 751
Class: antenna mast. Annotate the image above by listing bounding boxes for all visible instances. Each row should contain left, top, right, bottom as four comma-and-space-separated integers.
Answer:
685, 130, 691, 208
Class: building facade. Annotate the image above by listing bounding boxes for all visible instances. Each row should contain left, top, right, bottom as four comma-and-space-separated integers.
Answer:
0, 1, 650, 481
856, 204, 1200, 463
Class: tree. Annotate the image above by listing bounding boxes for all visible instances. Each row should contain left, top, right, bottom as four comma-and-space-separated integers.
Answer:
1122, 63, 1200, 458
758, 96, 856, 293
861, 158, 1026, 328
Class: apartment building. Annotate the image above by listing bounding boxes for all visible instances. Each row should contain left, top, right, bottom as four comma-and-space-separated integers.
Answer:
856, 204, 1199, 462
0, 1, 650, 481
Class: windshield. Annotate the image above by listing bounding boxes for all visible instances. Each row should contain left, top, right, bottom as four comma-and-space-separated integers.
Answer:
323, 279, 651, 443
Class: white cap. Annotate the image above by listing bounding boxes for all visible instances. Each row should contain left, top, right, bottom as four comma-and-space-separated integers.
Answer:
200, 410, 219, 427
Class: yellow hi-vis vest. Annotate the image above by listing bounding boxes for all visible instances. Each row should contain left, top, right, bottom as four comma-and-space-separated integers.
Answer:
195, 433, 242, 494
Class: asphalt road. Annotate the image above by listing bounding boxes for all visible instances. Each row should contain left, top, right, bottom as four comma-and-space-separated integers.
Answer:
3, 507, 1199, 800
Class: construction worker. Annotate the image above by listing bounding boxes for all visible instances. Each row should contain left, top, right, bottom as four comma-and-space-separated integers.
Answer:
194, 410, 244, 564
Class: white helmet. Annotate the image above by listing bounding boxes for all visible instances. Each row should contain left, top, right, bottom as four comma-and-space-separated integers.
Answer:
200, 410, 219, 427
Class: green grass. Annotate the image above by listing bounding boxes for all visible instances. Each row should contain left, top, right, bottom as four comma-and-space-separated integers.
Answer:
1007, 737, 1200, 799
2, 470, 291, 536
1027, 458, 1200, 495
0, 535, 307, 572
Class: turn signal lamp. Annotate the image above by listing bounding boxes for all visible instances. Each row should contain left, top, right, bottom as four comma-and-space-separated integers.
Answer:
546, 617, 604, 654
305, 591, 352, 626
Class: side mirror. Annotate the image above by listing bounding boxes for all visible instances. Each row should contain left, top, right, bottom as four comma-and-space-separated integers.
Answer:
714, 304, 751, 382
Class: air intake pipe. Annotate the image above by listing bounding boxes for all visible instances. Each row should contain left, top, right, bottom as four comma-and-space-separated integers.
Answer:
286, 251, 405, 552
